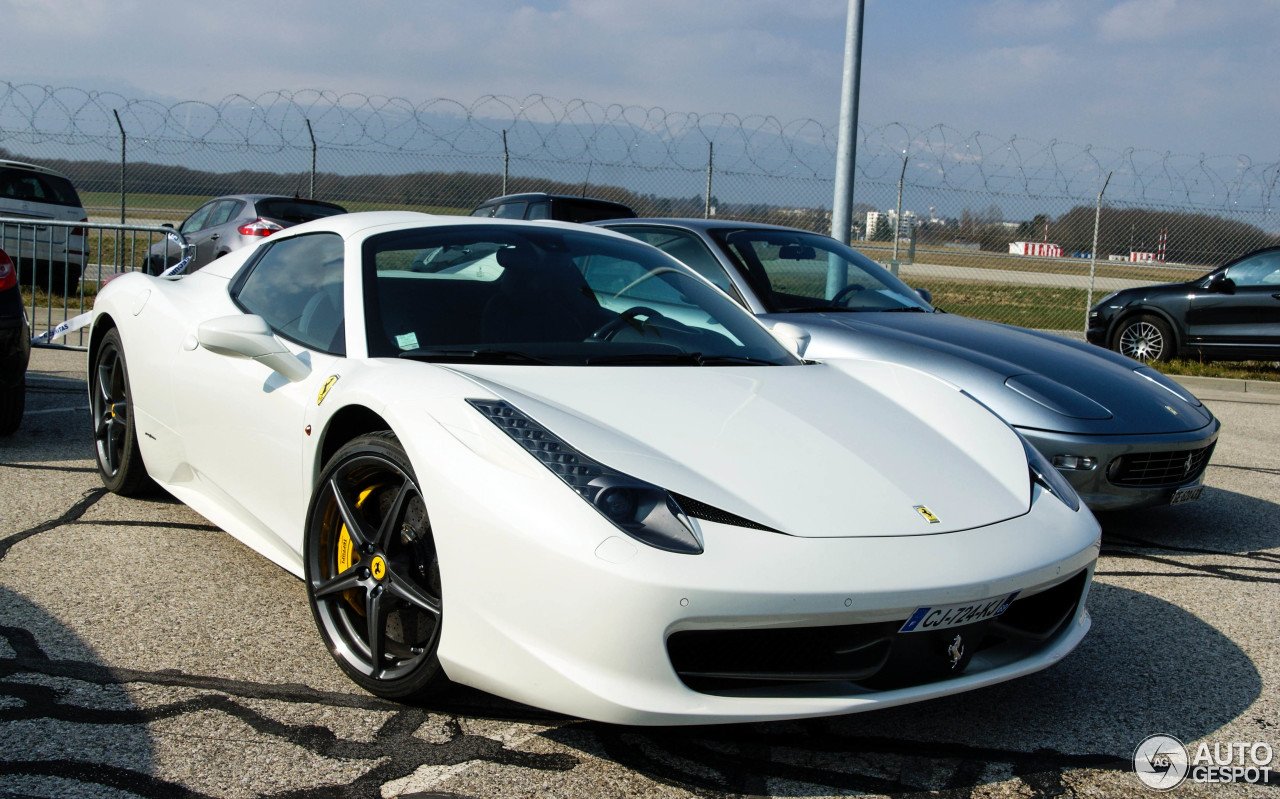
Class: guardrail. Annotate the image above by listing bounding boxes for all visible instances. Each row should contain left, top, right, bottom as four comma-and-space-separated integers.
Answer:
0, 217, 191, 350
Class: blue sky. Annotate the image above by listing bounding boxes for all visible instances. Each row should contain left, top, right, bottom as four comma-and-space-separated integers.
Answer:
4, 0, 1278, 161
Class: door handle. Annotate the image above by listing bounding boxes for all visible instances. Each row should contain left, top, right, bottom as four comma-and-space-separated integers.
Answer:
209, 234, 220, 240
1272, 293, 1280, 300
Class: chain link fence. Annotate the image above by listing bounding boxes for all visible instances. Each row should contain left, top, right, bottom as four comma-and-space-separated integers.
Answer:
3, 83, 1278, 336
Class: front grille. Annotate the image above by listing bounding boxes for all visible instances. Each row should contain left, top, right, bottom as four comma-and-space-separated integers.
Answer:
1108, 443, 1215, 487
666, 570, 1087, 695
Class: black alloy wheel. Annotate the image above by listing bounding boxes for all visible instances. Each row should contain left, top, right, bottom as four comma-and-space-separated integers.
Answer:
91, 328, 151, 494
304, 432, 446, 699
1115, 314, 1176, 362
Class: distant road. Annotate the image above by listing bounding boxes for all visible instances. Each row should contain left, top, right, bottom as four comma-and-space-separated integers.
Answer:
897, 261, 1175, 291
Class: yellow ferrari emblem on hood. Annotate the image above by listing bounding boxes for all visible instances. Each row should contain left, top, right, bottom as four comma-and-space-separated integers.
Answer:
915, 505, 941, 524
317, 375, 340, 406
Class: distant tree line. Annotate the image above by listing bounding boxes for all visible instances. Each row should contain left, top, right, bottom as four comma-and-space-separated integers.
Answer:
914, 201, 1277, 266
1050, 206, 1277, 265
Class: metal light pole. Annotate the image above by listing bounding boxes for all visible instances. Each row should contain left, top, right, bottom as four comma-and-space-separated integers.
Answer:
827, 0, 866, 299
892, 152, 908, 263
1085, 171, 1112, 333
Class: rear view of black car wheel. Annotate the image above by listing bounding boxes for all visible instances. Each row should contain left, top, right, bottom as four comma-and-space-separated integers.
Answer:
1114, 314, 1175, 362
304, 432, 447, 700
91, 328, 151, 494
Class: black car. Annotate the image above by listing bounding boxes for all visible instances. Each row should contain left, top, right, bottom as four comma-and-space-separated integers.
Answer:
470, 193, 636, 223
0, 247, 30, 435
1088, 246, 1280, 361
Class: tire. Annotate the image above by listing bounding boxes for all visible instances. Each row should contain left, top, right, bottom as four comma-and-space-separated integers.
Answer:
91, 329, 151, 494
0, 377, 23, 436
304, 431, 447, 699
1113, 314, 1176, 362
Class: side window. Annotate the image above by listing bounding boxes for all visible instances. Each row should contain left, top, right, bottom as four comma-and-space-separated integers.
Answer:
234, 232, 346, 354
207, 200, 243, 228
492, 202, 527, 219
525, 202, 551, 220
1226, 251, 1280, 287
609, 226, 737, 295
181, 202, 217, 235
579, 254, 688, 306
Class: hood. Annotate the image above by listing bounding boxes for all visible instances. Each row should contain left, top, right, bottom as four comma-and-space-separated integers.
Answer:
443, 361, 1031, 538
770, 311, 1213, 436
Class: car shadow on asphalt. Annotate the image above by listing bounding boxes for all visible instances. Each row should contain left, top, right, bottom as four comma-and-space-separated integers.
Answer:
1097, 484, 1280, 555
0, 587, 159, 796
540, 580, 1262, 795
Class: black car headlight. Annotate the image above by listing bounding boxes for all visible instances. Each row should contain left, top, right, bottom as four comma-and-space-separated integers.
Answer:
1021, 435, 1081, 512
468, 399, 703, 554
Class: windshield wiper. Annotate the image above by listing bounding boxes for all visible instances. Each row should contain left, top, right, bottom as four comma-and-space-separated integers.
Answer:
877, 306, 930, 312
775, 305, 866, 313
586, 352, 779, 366
399, 348, 555, 365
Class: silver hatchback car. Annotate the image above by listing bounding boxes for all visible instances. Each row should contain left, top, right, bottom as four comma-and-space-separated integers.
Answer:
146, 194, 347, 274
596, 218, 1220, 512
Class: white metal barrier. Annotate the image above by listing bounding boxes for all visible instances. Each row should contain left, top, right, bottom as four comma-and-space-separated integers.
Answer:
0, 217, 192, 350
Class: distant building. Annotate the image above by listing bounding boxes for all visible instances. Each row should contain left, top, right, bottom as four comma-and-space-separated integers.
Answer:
887, 209, 917, 239
864, 211, 883, 239
1009, 241, 1063, 257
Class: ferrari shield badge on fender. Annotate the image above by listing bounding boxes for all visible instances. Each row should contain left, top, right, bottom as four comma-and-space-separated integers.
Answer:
914, 505, 941, 524
317, 375, 340, 406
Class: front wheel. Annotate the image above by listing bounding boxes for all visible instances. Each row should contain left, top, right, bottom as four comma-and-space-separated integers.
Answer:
1114, 314, 1176, 362
304, 432, 447, 699
91, 329, 151, 494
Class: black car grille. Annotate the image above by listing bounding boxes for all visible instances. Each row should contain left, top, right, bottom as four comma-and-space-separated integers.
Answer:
666, 570, 1087, 695
1107, 443, 1215, 487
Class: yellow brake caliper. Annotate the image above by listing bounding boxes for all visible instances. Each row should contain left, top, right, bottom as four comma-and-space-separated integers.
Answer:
337, 486, 381, 614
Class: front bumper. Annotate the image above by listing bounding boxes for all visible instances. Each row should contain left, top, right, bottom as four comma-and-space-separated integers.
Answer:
430, 466, 1100, 725
1018, 420, 1220, 512
1085, 318, 1109, 348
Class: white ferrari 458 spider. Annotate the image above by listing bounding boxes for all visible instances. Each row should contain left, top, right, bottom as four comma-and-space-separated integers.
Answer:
89, 211, 1100, 725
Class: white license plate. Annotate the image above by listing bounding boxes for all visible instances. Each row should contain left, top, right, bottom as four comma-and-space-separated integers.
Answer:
1170, 484, 1204, 505
898, 592, 1020, 634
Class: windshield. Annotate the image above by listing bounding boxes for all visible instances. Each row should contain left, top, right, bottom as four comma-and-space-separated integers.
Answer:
711, 229, 933, 314
363, 225, 798, 366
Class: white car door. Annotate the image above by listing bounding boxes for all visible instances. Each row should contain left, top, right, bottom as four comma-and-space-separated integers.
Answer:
172, 231, 347, 557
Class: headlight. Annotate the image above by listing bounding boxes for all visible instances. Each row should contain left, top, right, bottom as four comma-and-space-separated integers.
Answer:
1021, 435, 1081, 512
1093, 291, 1119, 310
467, 399, 703, 554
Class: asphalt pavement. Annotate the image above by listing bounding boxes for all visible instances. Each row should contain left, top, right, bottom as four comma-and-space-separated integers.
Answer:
2, 347, 1278, 798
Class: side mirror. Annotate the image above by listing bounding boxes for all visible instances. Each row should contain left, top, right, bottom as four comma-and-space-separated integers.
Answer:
915, 287, 933, 304
770, 321, 811, 359
197, 315, 311, 382
1207, 272, 1235, 293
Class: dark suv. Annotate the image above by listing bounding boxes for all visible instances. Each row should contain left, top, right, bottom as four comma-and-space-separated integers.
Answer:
1087, 246, 1280, 361
470, 193, 636, 224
